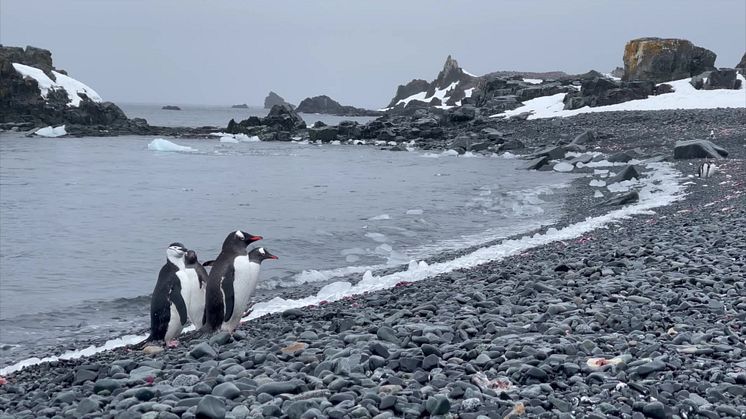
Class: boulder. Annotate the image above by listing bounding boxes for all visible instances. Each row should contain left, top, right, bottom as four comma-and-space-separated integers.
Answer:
563, 77, 655, 110
520, 156, 549, 170
622, 38, 716, 83
607, 151, 635, 163
737, 52, 746, 74
608, 165, 640, 184
448, 105, 476, 123
264, 91, 293, 109
571, 129, 596, 145
308, 126, 339, 143
673, 140, 728, 159
700, 68, 741, 90
601, 191, 640, 206
532, 145, 566, 160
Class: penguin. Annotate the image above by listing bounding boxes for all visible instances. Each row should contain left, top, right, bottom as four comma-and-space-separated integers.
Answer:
146, 242, 190, 346
184, 250, 209, 329
698, 161, 717, 178
202, 230, 263, 332
221, 247, 278, 333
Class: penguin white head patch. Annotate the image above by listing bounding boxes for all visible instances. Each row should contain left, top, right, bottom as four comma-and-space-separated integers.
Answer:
235, 230, 245, 240
258, 247, 266, 255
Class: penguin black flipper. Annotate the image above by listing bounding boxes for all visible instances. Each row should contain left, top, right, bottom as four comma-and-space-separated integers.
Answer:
170, 279, 189, 326
203, 260, 215, 267
222, 266, 236, 323
147, 264, 176, 343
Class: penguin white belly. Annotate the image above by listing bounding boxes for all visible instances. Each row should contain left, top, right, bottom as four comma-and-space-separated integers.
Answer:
183, 268, 205, 328
164, 304, 183, 342
223, 256, 261, 332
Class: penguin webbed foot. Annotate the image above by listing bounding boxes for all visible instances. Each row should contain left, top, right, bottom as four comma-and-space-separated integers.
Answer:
166, 339, 180, 348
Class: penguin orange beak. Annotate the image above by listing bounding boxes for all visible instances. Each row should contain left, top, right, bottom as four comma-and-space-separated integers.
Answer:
250, 235, 263, 242
269, 255, 278, 260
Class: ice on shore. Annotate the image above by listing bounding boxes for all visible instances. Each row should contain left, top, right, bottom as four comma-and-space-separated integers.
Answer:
553, 162, 574, 172
219, 136, 239, 143
148, 138, 197, 153
12, 63, 102, 107
34, 125, 67, 137
493, 74, 746, 120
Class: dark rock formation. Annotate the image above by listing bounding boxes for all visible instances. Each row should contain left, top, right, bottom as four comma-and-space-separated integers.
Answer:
385, 56, 479, 114
736, 53, 746, 74
295, 95, 381, 117
690, 69, 741, 90
563, 77, 658, 110
231, 104, 249, 109
226, 103, 306, 136
161, 105, 181, 110
601, 191, 640, 206
673, 140, 728, 159
264, 91, 293, 109
610, 67, 625, 78
0, 44, 171, 135
622, 38, 716, 83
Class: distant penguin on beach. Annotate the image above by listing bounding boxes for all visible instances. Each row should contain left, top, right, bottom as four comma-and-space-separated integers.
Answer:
146, 243, 190, 346
202, 230, 263, 333
222, 247, 278, 333
184, 250, 209, 329
698, 161, 717, 178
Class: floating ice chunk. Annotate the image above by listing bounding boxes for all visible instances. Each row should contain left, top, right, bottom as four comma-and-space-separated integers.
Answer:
594, 190, 604, 198
240, 134, 260, 142
35, 125, 66, 137
442, 149, 459, 156
369, 214, 391, 221
331, 140, 341, 145
219, 136, 239, 143
553, 162, 574, 172
589, 179, 607, 187
294, 270, 328, 284
148, 138, 197, 153
375, 244, 393, 254
365, 232, 387, 242
421, 153, 441, 158
406, 209, 424, 215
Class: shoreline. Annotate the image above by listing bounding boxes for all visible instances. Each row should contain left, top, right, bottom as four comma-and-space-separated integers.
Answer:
1, 109, 745, 418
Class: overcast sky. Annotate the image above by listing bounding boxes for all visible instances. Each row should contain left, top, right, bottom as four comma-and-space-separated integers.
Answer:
2, 0, 744, 108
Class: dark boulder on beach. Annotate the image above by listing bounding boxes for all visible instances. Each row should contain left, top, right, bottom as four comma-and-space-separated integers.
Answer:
622, 38, 716, 83
264, 91, 294, 109
296, 95, 381, 117
608, 165, 640, 184
690, 68, 741, 90
673, 139, 728, 159
601, 190, 639, 206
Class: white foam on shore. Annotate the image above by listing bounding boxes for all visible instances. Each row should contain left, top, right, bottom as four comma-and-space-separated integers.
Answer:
1, 163, 685, 376
493, 75, 746, 120
147, 138, 197, 153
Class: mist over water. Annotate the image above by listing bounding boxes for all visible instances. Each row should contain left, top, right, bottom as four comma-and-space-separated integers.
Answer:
0, 133, 573, 366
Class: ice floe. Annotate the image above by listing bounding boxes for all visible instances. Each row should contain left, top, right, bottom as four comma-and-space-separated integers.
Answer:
34, 125, 66, 137
147, 138, 197, 153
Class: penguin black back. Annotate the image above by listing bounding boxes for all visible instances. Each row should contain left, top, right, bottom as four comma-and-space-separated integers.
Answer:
146, 243, 189, 343
202, 230, 262, 332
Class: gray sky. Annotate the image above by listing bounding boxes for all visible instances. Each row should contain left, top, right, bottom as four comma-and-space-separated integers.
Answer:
2, 0, 744, 108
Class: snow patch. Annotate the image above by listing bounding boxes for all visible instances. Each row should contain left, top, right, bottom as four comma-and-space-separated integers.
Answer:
553, 162, 574, 172
522, 78, 543, 84
493, 75, 746, 120
12, 63, 102, 107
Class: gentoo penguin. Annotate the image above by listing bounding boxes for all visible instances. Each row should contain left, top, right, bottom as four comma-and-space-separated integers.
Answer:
698, 161, 717, 178
202, 230, 263, 332
222, 247, 278, 333
146, 242, 190, 346
184, 250, 209, 329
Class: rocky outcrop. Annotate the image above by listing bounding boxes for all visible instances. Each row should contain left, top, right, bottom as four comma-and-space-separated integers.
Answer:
0, 45, 162, 135
162, 105, 181, 110
263, 91, 293, 109
226, 103, 306, 137
622, 38, 716, 83
673, 139, 728, 159
231, 104, 249, 109
563, 77, 659, 110
385, 56, 479, 114
295, 95, 381, 117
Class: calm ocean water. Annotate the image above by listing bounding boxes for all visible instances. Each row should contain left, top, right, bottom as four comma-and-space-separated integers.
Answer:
0, 124, 574, 367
